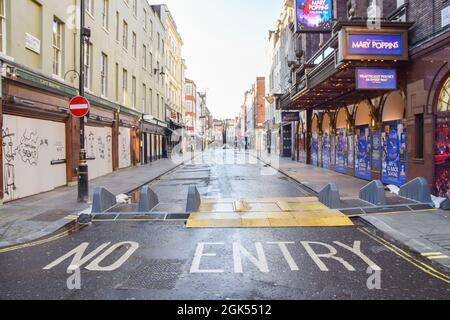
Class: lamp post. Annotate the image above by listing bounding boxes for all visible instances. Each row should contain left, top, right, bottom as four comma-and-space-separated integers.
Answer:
77, 1, 90, 203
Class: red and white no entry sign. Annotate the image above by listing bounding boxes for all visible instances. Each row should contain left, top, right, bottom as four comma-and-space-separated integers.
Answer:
69, 96, 90, 118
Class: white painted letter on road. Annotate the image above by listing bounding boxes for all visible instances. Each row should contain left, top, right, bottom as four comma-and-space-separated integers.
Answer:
233, 242, 269, 273
301, 241, 355, 272
190, 242, 225, 274
85, 241, 139, 272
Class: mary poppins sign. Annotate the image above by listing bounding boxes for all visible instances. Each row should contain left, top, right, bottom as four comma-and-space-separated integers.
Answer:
295, 0, 333, 32
348, 34, 403, 56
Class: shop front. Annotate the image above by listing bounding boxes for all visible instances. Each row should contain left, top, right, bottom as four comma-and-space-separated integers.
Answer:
281, 20, 412, 184
141, 116, 167, 164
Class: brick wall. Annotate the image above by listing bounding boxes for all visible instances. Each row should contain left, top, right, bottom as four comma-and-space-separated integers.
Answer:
255, 77, 266, 129
408, 0, 449, 45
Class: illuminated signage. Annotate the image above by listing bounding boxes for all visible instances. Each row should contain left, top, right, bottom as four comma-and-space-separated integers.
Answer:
295, 0, 333, 32
282, 112, 300, 122
348, 34, 403, 55
356, 68, 397, 90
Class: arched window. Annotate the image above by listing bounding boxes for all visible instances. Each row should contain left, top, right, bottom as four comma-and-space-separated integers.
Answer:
437, 77, 450, 112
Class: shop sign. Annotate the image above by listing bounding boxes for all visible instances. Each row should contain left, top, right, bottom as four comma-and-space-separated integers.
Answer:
336, 129, 348, 174
282, 112, 300, 122
356, 68, 397, 90
434, 116, 450, 199
25, 33, 41, 54
295, 0, 333, 32
348, 34, 403, 56
381, 121, 407, 186
354, 125, 372, 181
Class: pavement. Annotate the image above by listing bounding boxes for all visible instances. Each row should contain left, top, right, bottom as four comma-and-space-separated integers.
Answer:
254, 150, 450, 271
0, 152, 200, 249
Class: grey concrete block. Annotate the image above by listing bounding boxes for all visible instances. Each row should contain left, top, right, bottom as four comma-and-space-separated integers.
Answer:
137, 186, 159, 212
359, 180, 387, 206
440, 199, 450, 211
319, 183, 341, 209
186, 186, 201, 213
399, 177, 433, 204
92, 187, 117, 214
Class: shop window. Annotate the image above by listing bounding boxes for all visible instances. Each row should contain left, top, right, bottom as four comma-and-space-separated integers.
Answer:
415, 114, 424, 159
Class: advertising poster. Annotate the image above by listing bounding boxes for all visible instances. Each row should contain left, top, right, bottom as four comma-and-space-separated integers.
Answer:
354, 125, 372, 180
356, 68, 398, 90
295, 0, 333, 32
372, 130, 381, 171
348, 134, 354, 169
434, 116, 450, 199
336, 128, 348, 174
322, 132, 331, 169
282, 125, 292, 158
311, 134, 319, 167
381, 121, 407, 186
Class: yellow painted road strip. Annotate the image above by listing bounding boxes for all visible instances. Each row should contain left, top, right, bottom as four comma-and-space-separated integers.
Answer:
428, 255, 449, 260
421, 252, 443, 257
358, 228, 450, 284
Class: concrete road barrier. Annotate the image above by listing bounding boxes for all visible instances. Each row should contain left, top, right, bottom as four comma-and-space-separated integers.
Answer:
137, 186, 159, 212
319, 183, 341, 209
359, 180, 386, 206
186, 186, 201, 213
92, 187, 117, 214
399, 177, 433, 204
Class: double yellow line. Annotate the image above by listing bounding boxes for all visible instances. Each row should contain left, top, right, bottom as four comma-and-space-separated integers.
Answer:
358, 228, 450, 284
0, 224, 80, 254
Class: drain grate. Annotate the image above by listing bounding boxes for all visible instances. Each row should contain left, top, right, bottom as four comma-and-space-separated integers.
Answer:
119, 259, 185, 290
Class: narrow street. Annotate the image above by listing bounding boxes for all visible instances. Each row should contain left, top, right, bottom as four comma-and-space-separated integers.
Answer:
1, 149, 449, 300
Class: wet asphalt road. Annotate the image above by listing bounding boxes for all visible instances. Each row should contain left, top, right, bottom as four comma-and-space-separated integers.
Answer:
1, 149, 450, 300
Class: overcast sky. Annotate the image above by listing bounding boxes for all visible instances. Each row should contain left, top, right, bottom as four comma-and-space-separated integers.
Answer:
151, 0, 283, 120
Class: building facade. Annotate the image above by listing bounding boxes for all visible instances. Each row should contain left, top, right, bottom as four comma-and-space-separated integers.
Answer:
0, 0, 178, 203
276, 0, 449, 198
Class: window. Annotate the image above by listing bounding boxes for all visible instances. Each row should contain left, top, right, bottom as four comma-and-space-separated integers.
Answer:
122, 69, 128, 105
84, 41, 92, 89
414, 114, 424, 159
132, 0, 137, 17
142, 44, 147, 69
132, 32, 137, 58
100, 53, 108, 97
143, 9, 147, 30
156, 61, 160, 83
142, 83, 146, 111
122, 20, 128, 49
102, 0, 109, 30
132, 76, 136, 108
149, 52, 153, 72
186, 84, 193, 96
149, 20, 153, 38
157, 32, 160, 50
148, 88, 153, 114
85, 0, 94, 15
115, 12, 119, 41
186, 101, 193, 112
0, 0, 6, 53
437, 77, 450, 112
115, 63, 119, 102
52, 18, 63, 76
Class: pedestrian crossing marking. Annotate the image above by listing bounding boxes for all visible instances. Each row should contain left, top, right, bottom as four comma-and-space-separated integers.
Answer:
186, 197, 354, 228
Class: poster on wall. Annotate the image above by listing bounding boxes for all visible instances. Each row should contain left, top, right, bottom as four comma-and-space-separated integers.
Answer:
119, 127, 132, 169
348, 134, 354, 168
295, 0, 333, 32
381, 121, 407, 186
434, 116, 450, 199
336, 129, 348, 174
85, 126, 113, 180
2, 115, 67, 202
311, 134, 319, 166
354, 125, 372, 180
322, 132, 331, 169
372, 130, 382, 171
282, 125, 292, 158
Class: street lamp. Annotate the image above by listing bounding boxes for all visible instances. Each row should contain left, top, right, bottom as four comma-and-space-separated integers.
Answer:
77, 1, 91, 203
